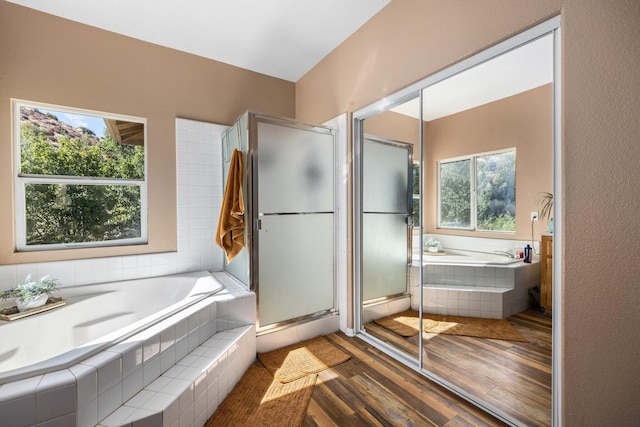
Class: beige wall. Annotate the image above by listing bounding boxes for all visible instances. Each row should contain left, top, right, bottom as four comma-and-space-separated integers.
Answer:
363, 110, 420, 146
425, 85, 552, 240
363, 86, 553, 241
0, 1, 294, 264
296, 0, 640, 424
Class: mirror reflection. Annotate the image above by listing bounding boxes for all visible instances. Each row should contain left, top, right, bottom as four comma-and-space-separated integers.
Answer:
361, 96, 419, 355
358, 34, 554, 426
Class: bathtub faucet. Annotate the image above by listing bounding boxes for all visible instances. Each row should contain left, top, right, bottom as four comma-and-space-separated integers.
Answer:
495, 250, 516, 258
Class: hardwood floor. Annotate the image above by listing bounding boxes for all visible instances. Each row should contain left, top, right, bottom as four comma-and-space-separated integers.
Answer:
303, 332, 509, 427
361, 309, 552, 427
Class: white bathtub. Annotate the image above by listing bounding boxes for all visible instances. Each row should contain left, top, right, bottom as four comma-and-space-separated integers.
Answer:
420, 248, 524, 266
0, 270, 257, 427
410, 249, 540, 319
0, 270, 224, 384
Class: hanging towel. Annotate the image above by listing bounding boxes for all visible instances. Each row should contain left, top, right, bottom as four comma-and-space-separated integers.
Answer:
216, 148, 245, 262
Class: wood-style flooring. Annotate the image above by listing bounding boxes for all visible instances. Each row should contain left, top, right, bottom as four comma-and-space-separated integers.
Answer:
357, 309, 552, 426
302, 333, 507, 426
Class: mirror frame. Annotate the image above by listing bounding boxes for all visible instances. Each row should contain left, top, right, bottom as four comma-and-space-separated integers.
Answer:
352, 16, 562, 425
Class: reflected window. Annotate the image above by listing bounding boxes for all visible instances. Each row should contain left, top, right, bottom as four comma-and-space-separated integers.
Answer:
438, 149, 515, 232
412, 162, 421, 227
14, 101, 147, 250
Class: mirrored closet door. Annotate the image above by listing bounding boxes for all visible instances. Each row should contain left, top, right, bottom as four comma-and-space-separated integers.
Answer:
354, 18, 560, 426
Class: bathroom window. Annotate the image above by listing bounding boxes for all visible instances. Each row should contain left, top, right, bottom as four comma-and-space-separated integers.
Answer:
14, 100, 147, 251
412, 162, 421, 227
438, 149, 515, 232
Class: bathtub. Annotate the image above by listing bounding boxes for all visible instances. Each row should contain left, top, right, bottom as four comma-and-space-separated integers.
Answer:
0, 271, 225, 384
0, 270, 257, 427
411, 249, 540, 318
421, 248, 523, 266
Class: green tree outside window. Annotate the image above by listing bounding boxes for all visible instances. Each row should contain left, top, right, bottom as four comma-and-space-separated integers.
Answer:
438, 150, 515, 232
17, 104, 146, 249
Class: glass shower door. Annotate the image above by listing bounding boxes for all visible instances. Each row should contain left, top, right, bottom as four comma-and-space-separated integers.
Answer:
253, 117, 335, 328
362, 136, 412, 302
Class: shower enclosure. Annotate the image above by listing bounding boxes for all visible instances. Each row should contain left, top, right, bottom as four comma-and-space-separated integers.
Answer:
362, 135, 413, 303
221, 112, 336, 331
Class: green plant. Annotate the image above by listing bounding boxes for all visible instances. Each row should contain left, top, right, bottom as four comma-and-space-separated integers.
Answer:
0, 274, 60, 303
536, 192, 554, 222
425, 238, 441, 248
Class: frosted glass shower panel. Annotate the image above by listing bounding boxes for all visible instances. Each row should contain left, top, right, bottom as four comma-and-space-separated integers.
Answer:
257, 122, 334, 214
362, 213, 408, 301
361, 136, 411, 302
258, 213, 334, 326
363, 138, 410, 214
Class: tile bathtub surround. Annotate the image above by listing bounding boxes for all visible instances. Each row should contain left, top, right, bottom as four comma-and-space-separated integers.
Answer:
423, 264, 517, 288
411, 261, 540, 319
0, 276, 256, 427
97, 325, 255, 427
0, 118, 226, 293
36, 369, 78, 423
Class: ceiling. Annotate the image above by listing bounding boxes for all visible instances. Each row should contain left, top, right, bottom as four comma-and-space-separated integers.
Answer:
393, 34, 554, 121
6, 0, 391, 82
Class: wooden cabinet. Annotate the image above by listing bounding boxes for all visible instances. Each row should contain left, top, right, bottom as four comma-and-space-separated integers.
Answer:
540, 234, 553, 314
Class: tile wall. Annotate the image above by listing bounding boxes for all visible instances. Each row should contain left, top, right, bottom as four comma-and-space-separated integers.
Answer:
409, 261, 540, 318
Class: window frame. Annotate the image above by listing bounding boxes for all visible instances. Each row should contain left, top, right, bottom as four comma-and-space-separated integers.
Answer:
13, 99, 148, 251
437, 148, 516, 232
412, 161, 421, 229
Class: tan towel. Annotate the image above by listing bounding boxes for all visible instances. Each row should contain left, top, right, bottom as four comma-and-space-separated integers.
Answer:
216, 149, 245, 262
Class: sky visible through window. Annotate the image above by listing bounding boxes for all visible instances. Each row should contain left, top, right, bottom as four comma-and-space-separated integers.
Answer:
40, 109, 107, 137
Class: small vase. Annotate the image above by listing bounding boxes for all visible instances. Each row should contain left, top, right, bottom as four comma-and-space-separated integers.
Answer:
16, 294, 49, 312
427, 246, 439, 253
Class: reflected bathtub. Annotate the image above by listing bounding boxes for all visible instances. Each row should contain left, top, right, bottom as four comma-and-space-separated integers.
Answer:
421, 248, 524, 266
0, 270, 224, 384
411, 248, 539, 318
